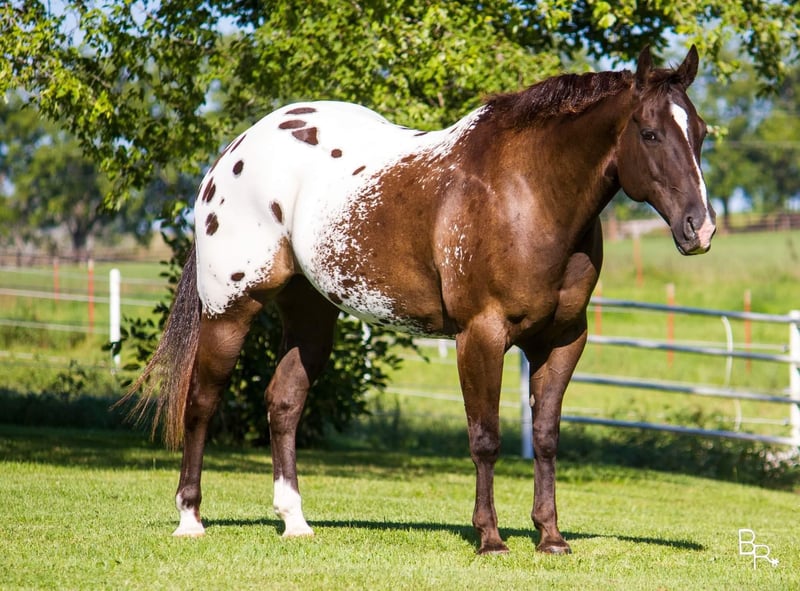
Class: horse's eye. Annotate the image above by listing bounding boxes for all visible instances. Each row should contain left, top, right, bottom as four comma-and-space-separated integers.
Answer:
641, 129, 658, 142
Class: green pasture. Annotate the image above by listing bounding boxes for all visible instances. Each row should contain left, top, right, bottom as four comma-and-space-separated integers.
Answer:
0, 231, 798, 589
1, 229, 799, 444
1, 426, 798, 590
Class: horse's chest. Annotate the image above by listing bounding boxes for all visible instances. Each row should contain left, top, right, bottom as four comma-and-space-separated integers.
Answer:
549, 248, 601, 327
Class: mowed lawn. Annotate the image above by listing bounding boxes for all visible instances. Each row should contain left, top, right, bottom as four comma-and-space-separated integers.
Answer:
1, 426, 798, 590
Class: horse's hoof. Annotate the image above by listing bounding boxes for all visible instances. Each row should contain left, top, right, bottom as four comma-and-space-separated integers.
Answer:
478, 541, 510, 555
172, 526, 205, 538
282, 527, 314, 539
536, 542, 572, 555
173, 514, 205, 537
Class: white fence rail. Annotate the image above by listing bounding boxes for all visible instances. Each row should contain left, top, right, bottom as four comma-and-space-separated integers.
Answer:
2, 265, 798, 453
524, 299, 800, 457
418, 300, 800, 458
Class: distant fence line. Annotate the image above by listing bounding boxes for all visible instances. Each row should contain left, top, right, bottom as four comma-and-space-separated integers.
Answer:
0, 249, 166, 267
2, 265, 799, 452
414, 299, 800, 456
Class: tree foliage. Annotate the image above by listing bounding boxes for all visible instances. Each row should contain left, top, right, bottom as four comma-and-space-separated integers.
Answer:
2, 1, 797, 204
700, 60, 800, 226
0, 94, 184, 257
0, 95, 113, 257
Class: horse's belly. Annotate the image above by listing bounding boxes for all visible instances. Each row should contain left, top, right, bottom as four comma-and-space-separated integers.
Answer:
292, 210, 446, 335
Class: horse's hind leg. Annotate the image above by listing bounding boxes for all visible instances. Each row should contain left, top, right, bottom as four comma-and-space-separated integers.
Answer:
267, 276, 339, 537
174, 298, 262, 536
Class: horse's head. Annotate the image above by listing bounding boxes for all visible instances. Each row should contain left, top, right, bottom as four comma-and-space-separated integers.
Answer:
618, 46, 716, 255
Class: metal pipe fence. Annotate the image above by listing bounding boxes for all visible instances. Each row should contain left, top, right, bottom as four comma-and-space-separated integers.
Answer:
517, 299, 800, 457
2, 265, 798, 453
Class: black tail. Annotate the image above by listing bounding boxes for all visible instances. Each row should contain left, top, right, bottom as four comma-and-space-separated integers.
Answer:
120, 245, 201, 449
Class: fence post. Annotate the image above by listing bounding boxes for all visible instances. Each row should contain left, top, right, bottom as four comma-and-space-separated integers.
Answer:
53, 257, 60, 302
110, 268, 121, 369
666, 283, 675, 367
87, 259, 95, 332
790, 310, 800, 449
520, 349, 533, 459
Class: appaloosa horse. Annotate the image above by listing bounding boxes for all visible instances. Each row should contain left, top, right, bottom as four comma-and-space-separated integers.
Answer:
129, 46, 715, 554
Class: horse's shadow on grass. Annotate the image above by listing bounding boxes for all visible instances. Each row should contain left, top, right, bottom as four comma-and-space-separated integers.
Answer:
204, 516, 704, 552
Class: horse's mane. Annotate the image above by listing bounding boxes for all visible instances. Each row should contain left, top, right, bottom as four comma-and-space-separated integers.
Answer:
485, 70, 635, 129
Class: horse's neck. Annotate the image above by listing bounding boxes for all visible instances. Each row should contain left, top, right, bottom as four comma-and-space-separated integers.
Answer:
517, 89, 634, 230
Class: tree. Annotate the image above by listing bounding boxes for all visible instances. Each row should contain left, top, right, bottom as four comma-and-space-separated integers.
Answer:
0, 97, 111, 258
0, 96, 181, 258
748, 67, 800, 211
700, 59, 800, 227
1, 1, 797, 205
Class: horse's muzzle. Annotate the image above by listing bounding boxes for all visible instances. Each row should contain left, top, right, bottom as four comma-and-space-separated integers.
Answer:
674, 213, 716, 255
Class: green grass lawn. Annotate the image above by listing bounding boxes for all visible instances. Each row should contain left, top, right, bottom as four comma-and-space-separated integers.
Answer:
0, 426, 798, 590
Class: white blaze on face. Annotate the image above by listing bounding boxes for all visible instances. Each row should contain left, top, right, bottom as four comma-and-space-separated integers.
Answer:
669, 102, 715, 247
273, 477, 314, 538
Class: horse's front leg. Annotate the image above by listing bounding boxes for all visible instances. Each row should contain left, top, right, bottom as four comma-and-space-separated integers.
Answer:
456, 317, 508, 554
524, 323, 587, 554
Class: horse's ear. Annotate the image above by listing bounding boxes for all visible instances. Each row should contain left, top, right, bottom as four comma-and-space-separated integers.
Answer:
635, 45, 653, 90
675, 45, 699, 89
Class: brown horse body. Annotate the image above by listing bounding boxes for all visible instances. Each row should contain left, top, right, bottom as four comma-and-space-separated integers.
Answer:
130, 46, 714, 554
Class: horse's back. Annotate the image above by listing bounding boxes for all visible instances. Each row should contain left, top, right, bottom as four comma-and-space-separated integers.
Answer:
193, 101, 444, 317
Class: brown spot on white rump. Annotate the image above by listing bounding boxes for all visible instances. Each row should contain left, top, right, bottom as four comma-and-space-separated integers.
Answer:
202, 179, 216, 203
270, 202, 284, 224
286, 107, 316, 115
292, 127, 319, 145
279, 119, 306, 130
205, 213, 219, 235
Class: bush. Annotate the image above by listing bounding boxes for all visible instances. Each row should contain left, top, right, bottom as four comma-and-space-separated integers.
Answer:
0, 389, 132, 430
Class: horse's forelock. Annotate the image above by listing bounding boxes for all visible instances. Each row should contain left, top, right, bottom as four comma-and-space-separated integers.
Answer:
641, 66, 692, 97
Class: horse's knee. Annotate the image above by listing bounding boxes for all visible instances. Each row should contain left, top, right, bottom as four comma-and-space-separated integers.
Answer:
468, 423, 501, 464
533, 426, 560, 459
267, 393, 305, 431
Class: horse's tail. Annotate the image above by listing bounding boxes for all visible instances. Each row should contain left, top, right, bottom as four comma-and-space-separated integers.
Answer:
120, 244, 201, 450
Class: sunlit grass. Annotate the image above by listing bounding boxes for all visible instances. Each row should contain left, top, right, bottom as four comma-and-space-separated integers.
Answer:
1, 426, 798, 590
